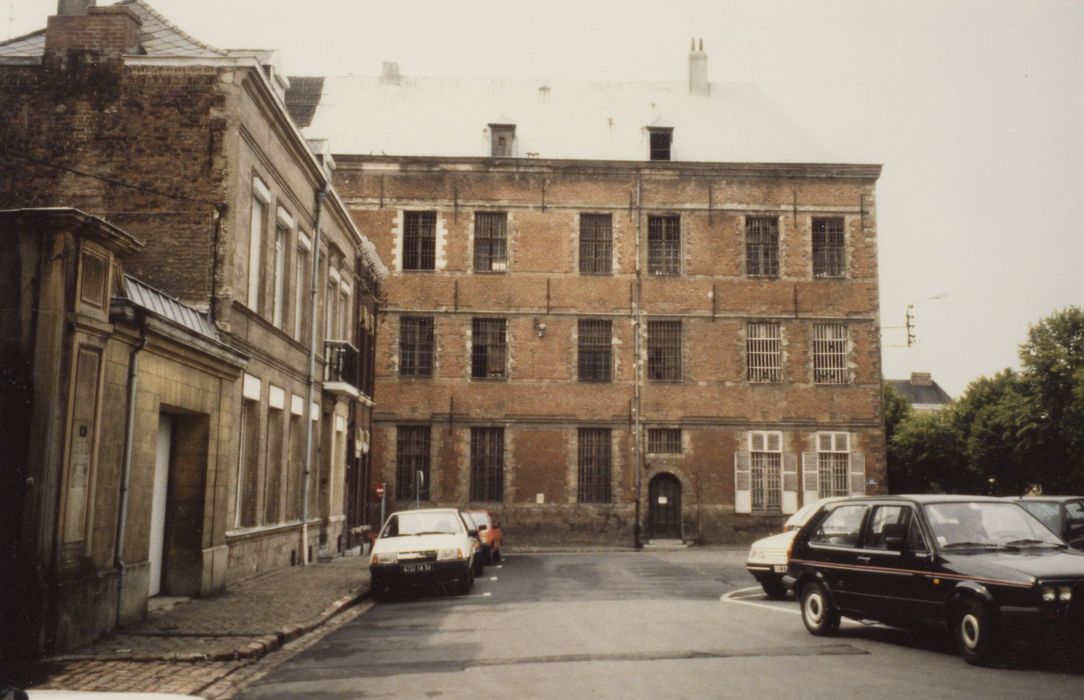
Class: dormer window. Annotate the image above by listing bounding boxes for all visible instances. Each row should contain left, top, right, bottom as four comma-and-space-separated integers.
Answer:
490, 124, 515, 157
648, 127, 673, 161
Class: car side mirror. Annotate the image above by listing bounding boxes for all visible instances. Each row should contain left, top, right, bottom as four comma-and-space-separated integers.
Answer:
478, 524, 488, 531
469, 528, 479, 538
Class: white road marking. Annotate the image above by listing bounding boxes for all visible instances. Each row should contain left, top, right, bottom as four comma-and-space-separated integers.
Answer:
489, 576, 499, 581
720, 587, 801, 615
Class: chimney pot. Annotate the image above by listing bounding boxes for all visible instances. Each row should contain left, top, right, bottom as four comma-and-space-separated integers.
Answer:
57, 0, 95, 16
688, 39, 709, 96
910, 372, 934, 386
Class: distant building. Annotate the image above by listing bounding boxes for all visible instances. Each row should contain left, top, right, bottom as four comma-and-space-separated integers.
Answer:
887, 373, 953, 411
287, 40, 887, 545
0, 0, 385, 657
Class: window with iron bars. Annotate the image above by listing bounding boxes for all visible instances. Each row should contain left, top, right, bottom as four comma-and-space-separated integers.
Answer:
399, 316, 434, 378
812, 217, 845, 278
470, 427, 504, 502
647, 428, 682, 454
395, 426, 431, 501
750, 431, 783, 513
471, 317, 507, 379
747, 322, 782, 383
577, 428, 612, 503
473, 212, 508, 272
813, 323, 849, 384
817, 432, 850, 498
745, 216, 780, 277
579, 214, 613, 274
403, 211, 436, 271
647, 320, 682, 381
648, 215, 681, 276
578, 319, 612, 382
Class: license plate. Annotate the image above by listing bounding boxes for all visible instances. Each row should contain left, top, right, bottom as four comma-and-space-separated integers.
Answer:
402, 562, 432, 573
773, 565, 787, 573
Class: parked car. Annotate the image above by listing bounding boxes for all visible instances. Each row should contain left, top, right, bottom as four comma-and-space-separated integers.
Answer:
786, 495, 1084, 665
369, 508, 478, 599
459, 510, 486, 576
466, 508, 503, 564
745, 497, 846, 598
1008, 496, 1084, 549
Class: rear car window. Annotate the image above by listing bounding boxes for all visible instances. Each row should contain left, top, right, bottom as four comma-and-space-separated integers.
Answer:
809, 505, 867, 547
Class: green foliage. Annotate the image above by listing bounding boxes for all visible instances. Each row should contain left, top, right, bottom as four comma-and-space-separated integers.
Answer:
886, 306, 1084, 495
882, 383, 912, 443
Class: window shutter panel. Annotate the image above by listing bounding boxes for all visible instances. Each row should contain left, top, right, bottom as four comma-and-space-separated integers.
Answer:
802, 452, 819, 505
782, 453, 799, 514
849, 453, 866, 495
734, 451, 751, 514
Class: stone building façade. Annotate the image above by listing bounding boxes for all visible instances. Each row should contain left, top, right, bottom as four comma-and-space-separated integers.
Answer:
0, 0, 385, 657
289, 46, 886, 545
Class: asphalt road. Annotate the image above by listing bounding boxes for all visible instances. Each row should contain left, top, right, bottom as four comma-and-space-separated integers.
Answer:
238, 548, 1084, 699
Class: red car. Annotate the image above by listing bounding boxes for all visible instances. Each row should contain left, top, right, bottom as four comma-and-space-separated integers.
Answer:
466, 509, 503, 564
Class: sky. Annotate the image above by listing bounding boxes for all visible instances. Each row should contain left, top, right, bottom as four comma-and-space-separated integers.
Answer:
7, 0, 1084, 397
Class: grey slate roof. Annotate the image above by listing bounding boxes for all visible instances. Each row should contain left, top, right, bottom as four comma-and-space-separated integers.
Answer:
122, 274, 221, 343
887, 377, 953, 408
286, 77, 325, 128
0, 0, 228, 58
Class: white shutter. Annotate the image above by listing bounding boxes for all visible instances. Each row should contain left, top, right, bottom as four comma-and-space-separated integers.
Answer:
849, 453, 866, 495
802, 452, 819, 505
782, 453, 799, 514
734, 451, 752, 514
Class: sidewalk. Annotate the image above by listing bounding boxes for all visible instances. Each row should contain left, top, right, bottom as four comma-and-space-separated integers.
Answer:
6, 555, 371, 696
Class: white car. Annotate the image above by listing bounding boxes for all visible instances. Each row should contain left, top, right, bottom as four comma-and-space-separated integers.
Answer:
745, 497, 846, 598
369, 508, 478, 599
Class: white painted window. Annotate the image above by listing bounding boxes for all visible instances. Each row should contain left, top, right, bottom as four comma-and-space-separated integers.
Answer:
735, 431, 798, 515
803, 432, 865, 502
272, 207, 293, 328
247, 177, 271, 311
294, 230, 311, 341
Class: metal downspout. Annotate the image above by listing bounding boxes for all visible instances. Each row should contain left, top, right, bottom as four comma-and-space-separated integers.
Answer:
300, 186, 328, 566
115, 323, 148, 627
633, 170, 644, 549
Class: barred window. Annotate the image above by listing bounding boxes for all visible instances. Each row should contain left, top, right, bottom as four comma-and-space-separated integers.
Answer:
745, 216, 779, 277
747, 322, 782, 383
750, 431, 782, 513
817, 432, 850, 498
474, 212, 508, 272
470, 427, 504, 502
648, 215, 681, 276
578, 319, 612, 382
399, 316, 434, 378
647, 320, 682, 381
471, 317, 507, 379
647, 428, 682, 454
577, 428, 612, 503
579, 214, 613, 274
403, 211, 436, 271
812, 217, 845, 278
813, 323, 849, 384
395, 426, 431, 501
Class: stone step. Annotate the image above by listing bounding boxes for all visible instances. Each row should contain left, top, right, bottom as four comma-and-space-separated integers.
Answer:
642, 539, 688, 550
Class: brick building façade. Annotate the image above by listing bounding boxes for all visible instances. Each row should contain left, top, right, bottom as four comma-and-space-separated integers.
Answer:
0, 0, 385, 657
291, 46, 887, 545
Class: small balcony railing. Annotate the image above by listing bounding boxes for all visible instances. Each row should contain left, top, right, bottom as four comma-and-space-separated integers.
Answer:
323, 340, 360, 398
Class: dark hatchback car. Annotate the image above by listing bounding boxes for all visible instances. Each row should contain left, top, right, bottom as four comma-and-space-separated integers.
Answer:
786, 495, 1084, 665
1009, 496, 1084, 549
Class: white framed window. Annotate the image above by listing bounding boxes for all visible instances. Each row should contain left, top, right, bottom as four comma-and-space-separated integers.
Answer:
813, 323, 849, 384
247, 177, 271, 311
747, 322, 782, 383
339, 278, 352, 342
802, 432, 864, 502
735, 431, 798, 515
272, 207, 293, 328
294, 230, 311, 340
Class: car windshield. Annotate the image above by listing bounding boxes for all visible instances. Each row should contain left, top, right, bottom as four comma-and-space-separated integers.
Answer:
924, 501, 1064, 549
1017, 501, 1061, 532
381, 511, 465, 538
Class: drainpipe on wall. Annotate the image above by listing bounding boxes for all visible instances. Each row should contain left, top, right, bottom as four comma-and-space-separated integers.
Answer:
300, 185, 328, 566
114, 322, 148, 627
633, 170, 644, 550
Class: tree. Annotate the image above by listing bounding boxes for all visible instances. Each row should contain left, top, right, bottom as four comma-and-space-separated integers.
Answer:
951, 370, 1033, 495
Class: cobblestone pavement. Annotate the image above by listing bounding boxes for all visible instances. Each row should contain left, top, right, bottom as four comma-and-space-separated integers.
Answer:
4, 555, 370, 696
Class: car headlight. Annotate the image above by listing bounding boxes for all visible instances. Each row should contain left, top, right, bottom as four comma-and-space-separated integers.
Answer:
1059, 585, 1073, 602
749, 549, 762, 560
1042, 585, 1056, 602
371, 552, 397, 565
437, 548, 463, 561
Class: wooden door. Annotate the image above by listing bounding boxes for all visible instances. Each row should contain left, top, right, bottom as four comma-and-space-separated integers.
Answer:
648, 473, 682, 539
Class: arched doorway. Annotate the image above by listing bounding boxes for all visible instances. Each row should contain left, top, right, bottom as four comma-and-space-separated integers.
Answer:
648, 473, 682, 539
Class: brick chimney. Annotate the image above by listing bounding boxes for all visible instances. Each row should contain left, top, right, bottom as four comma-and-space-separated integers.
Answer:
910, 372, 933, 386
688, 38, 708, 96
45, 1, 142, 56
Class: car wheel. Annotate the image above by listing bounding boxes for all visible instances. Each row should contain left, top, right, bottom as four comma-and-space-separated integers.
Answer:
761, 577, 787, 600
457, 567, 475, 595
800, 582, 840, 636
954, 598, 1001, 665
